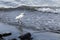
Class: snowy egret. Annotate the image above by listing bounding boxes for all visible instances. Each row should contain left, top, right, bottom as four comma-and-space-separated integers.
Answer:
15, 13, 24, 34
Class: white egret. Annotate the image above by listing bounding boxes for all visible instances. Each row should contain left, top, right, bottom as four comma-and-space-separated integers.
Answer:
15, 13, 24, 34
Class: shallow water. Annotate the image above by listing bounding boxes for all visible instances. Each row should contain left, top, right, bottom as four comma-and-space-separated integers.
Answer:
0, 0, 60, 40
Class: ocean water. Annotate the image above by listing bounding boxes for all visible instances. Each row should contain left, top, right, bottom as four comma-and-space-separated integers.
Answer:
0, 0, 60, 8
0, 0, 60, 40
0, 0, 60, 13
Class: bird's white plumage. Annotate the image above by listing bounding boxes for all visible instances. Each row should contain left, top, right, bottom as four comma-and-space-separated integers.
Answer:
15, 13, 24, 20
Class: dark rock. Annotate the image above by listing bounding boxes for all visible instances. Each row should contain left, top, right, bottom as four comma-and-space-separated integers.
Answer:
18, 33, 33, 40
11, 38, 17, 40
0, 34, 2, 38
0, 32, 12, 40
2, 32, 12, 37
54, 13, 58, 14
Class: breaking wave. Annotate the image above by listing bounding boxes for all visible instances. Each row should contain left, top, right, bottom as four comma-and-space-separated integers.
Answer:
0, 0, 60, 13
0, 5, 60, 14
